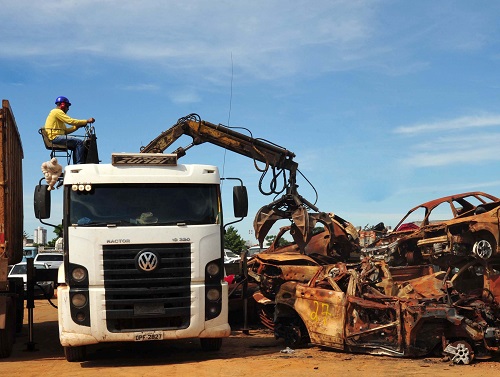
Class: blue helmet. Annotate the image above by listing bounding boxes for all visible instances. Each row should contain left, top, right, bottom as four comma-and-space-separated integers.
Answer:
55, 96, 71, 106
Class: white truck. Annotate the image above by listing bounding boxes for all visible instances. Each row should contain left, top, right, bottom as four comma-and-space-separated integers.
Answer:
34, 152, 248, 361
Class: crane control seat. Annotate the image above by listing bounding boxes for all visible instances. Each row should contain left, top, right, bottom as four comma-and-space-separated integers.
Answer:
39, 127, 75, 165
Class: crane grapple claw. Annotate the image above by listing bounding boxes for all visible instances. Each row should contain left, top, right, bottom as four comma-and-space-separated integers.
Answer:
253, 204, 284, 246
254, 203, 316, 249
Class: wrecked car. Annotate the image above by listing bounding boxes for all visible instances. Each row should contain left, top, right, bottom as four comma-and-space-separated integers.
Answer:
362, 192, 500, 267
248, 214, 360, 328
273, 258, 500, 364
249, 213, 360, 298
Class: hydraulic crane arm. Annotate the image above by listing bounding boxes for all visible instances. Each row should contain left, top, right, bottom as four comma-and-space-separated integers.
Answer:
141, 113, 318, 198
140, 114, 354, 258
141, 113, 298, 176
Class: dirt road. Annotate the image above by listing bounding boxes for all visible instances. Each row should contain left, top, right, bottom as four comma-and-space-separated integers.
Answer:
3, 299, 499, 376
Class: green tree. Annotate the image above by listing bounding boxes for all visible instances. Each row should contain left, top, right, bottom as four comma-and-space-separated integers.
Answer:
265, 234, 291, 248
47, 224, 63, 247
312, 226, 325, 235
265, 226, 325, 247
224, 226, 246, 253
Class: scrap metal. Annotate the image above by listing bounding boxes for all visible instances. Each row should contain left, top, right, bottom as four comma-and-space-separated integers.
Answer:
273, 258, 500, 364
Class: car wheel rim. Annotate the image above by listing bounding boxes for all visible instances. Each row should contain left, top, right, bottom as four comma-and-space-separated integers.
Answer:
473, 239, 493, 259
444, 341, 474, 365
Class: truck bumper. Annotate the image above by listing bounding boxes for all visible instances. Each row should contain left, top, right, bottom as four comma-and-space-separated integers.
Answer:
58, 284, 230, 347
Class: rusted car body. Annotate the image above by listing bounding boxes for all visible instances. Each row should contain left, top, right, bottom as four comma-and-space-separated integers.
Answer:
248, 216, 360, 329
273, 258, 500, 364
362, 192, 500, 267
248, 214, 360, 299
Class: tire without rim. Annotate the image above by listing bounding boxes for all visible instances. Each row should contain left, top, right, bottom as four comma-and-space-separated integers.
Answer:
64, 345, 87, 362
200, 338, 222, 351
283, 322, 309, 348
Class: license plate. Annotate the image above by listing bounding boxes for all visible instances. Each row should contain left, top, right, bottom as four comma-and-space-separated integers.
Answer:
134, 331, 164, 342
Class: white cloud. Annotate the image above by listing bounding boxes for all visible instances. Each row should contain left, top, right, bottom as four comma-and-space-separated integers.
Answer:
167, 89, 201, 104
395, 115, 500, 135
398, 132, 500, 167
2, 1, 499, 85
0, 1, 404, 82
394, 114, 500, 168
402, 147, 500, 168
121, 84, 160, 92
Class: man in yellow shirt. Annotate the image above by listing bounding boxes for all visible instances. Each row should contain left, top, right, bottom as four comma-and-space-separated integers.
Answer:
44, 96, 95, 164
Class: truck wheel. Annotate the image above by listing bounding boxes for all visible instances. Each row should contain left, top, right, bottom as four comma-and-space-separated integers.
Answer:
200, 338, 222, 351
0, 298, 15, 358
64, 345, 86, 362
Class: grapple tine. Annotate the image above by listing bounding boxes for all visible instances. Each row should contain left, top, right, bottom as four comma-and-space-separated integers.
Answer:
291, 206, 311, 244
253, 204, 285, 247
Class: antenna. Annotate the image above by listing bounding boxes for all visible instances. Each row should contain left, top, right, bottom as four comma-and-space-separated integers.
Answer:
222, 53, 234, 180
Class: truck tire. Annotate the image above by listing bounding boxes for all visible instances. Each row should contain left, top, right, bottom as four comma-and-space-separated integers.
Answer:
64, 345, 86, 362
200, 338, 222, 351
0, 298, 15, 358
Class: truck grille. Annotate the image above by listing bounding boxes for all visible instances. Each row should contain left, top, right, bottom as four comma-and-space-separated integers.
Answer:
103, 243, 191, 332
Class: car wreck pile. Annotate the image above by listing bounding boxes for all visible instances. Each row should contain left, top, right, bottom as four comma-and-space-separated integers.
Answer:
247, 192, 500, 364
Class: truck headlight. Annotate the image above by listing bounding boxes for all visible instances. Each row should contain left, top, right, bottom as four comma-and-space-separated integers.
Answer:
71, 293, 87, 308
206, 288, 220, 301
206, 262, 220, 277
71, 267, 87, 282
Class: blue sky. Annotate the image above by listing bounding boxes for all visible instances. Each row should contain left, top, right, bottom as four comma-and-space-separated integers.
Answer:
2, 1, 500, 243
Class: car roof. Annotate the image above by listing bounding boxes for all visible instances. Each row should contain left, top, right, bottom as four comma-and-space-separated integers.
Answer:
395, 191, 500, 230
416, 191, 499, 210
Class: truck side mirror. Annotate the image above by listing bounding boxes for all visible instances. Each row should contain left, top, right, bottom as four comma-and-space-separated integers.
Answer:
34, 184, 51, 219
233, 185, 248, 218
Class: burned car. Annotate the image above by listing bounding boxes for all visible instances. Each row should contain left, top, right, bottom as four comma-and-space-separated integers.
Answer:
274, 258, 500, 364
362, 192, 500, 267
249, 214, 359, 298
248, 214, 360, 328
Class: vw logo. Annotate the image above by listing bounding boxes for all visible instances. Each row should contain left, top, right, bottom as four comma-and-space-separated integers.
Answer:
135, 250, 159, 272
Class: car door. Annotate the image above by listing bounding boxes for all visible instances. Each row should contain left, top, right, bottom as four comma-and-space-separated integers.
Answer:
343, 271, 402, 355
292, 278, 346, 349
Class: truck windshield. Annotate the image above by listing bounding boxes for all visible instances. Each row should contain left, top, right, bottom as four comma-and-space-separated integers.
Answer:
69, 183, 219, 226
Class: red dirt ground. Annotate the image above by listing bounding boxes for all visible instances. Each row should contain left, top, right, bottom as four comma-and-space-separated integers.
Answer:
2, 300, 499, 377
